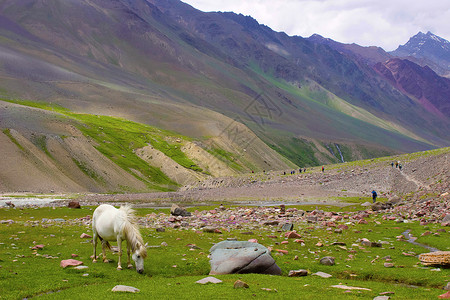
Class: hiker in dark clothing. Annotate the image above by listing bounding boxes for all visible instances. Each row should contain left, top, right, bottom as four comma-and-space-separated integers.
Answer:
398, 164, 402, 171
322, 166, 324, 172
372, 190, 377, 203
299, 169, 302, 173
390, 162, 394, 168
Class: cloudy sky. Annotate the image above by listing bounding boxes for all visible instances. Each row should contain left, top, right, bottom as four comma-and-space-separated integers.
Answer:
182, 0, 450, 51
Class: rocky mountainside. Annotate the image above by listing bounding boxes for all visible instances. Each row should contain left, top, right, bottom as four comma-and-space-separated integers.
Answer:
374, 58, 450, 118
0, 0, 449, 193
391, 31, 450, 78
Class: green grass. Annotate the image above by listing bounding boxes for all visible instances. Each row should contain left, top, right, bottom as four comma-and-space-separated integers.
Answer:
206, 148, 243, 171
268, 137, 321, 167
2, 128, 25, 151
0, 98, 207, 191
0, 206, 448, 299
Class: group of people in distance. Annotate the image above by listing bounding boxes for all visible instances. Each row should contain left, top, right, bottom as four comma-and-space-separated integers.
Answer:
391, 160, 403, 171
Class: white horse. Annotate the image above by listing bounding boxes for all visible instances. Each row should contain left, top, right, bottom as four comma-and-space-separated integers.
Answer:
92, 204, 147, 273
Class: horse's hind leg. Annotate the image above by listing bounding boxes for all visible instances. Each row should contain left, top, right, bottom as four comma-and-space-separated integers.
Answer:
116, 236, 123, 270
101, 240, 109, 263
92, 229, 98, 262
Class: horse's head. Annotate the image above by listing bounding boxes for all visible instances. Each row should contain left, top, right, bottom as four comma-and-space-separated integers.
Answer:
132, 242, 147, 274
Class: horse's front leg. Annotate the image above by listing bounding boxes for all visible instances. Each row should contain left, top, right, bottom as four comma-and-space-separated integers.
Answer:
116, 236, 122, 270
127, 242, 133, 269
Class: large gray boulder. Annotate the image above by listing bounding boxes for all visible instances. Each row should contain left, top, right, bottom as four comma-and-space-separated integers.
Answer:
209, 240, 281, 275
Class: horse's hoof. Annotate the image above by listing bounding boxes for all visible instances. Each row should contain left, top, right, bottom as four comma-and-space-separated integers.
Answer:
92, 259, 97, 263
127, 265, 133, 269
103, 259, 109, 263
117, 267, 122, 270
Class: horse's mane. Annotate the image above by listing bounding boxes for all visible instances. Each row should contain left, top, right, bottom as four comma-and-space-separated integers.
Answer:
119, 205, 148, 259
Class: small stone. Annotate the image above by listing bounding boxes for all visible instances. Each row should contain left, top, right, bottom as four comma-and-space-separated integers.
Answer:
156, 227, 165, 232
234, 280, 249, 288
285, 231, 301, 239
71, 254, 79, 258
196, 276, 222, 284
439, 291, 450, 299
384, 263, 394, 268
312, 271, 332, 278
330, 284, 371, 291
111, 285, 140, 293
380, 292, 395, 295
288, 269, 308, 277
373, 296, 390, 300
316, 242, 323, 247
161, 242, 168, 247
320, 256, 335, 266
80, 233, 92, 239
74, 265, 88, 270
31, 244, 44, 250
248, 239, 258, 243
68, 201, 81, 209
60, 259, 83, 268
281, 223, 294, 231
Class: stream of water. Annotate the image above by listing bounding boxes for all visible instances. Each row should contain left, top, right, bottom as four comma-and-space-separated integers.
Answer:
402, 229, 440, 252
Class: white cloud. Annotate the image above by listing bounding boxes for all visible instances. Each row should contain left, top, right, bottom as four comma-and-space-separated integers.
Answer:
182, 0, 450, 51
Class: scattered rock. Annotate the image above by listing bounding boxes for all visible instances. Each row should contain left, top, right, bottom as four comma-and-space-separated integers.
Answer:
281, 223, 294, 231
111, 285, 140, 293
196, 276, 223, 284
285, 231, 301, 239
74, 265, 88, 270
60, 259, 83, 268
384, 263, 394, 268
439, 291, 450, 299
379, 291, 395, 295
80, 233, 92, 239
320, 256, 335, 266
330, 284, 371, 291
31, 244, 44, 250
209, 240, 281, 275
442, 214, 450, 224
68, 201, 81, 209
361, 240, 382, 247
373, 296, 390, 300
203, 226, 221, 233
288, 269, 308, 277
263, 220, 279, 226
312, 271, 332, 278
170, 204, 191, 217
234, 280, 249, 288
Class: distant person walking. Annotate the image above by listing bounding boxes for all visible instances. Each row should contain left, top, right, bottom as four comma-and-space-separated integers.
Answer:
398, 163, 402, 171
372, 190, 377, 203
390, 162, 394, 168
322, 166, 324, 172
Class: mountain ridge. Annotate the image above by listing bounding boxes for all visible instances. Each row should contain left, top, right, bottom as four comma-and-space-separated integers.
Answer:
0, 0, 449, 193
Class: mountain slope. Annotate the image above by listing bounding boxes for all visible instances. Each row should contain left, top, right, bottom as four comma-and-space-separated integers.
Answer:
391, 31, 450, 78
374, 58, 450, 118
0, 0, 449, 193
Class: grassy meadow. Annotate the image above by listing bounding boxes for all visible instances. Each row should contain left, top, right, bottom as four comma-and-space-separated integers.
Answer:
0, 203, 448, 299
